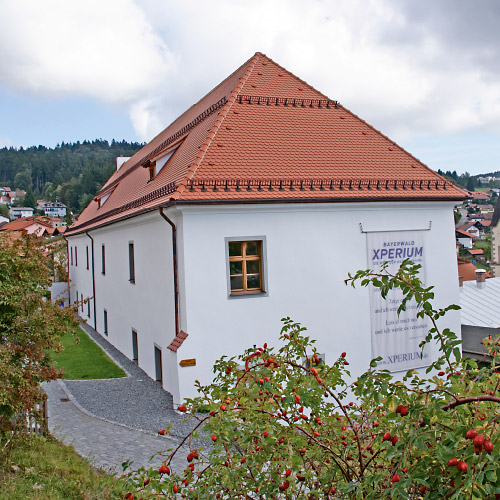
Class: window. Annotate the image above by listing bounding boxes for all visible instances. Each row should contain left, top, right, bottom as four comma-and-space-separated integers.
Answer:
87, 299, 90, 318
129, 242, 135, 283
228, 240, 264, 294
132, 330, 138, 365
86, 245, 89, 270
75, 247, 78, 267
70, 246, 73, 265
101, 244, 106, 275
103, 309, 108, 336
80, 293, 83, 312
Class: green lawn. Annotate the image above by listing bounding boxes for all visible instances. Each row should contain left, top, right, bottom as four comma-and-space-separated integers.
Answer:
51, 327, 126, 380
0, 435, 129, 500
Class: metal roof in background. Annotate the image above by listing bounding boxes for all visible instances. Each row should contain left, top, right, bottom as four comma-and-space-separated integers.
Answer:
460, 277, 500, 328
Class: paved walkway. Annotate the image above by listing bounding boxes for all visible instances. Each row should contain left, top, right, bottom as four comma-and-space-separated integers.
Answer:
43, 322, 200, 476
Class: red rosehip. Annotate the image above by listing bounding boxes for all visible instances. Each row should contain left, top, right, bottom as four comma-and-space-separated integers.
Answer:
392, 474, 401, 483
294, 394, 301, 404
419, 485, 426, 494
220, 404, 226, 411
457, 460, 467, 473
158, 429, 165, 435
391, 435, 399, 446
263, 431, 269, 438
285, 468, 291, 477
382, 432, 391, 441
438, 371, 445, 376
484, 440, 494, 453
473, 434, 485, 448
178, 405, 187, 412
341, 352, 346, 357
240, 457, 246, 464
211, 434, 217, 442
173, 485, 179, 493
343, 360, 349, 365
465, 429, 478, 439
448, 458, 458, 467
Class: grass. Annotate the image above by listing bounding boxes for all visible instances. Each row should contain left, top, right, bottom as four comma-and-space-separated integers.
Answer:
51, 327, 126, 380
0, 434, 129, 500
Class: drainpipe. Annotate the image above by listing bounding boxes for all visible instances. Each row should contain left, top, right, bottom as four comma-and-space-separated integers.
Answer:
62, 235, 71, 305
159, 207, 180, 336
85, 231, 97, 330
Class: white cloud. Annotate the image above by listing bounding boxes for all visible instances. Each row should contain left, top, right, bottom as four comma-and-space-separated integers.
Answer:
0, 0, 177, 138
1, 0, 500, 144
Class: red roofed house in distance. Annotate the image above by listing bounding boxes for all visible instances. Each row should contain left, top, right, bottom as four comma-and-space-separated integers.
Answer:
66, 52, 467, 405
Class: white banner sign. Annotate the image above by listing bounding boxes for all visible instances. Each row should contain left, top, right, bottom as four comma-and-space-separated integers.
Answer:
366, 230, 430, 372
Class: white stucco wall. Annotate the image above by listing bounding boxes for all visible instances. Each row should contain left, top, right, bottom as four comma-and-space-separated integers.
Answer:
68, 211, 179, 400
68, 201, 461, 406
175, 201, 461, 403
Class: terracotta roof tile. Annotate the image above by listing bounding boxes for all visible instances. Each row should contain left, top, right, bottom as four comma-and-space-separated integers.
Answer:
67, 52, 467, 235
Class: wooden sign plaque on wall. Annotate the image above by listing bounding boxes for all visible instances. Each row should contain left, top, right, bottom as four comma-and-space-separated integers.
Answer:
179, 358, 196, 367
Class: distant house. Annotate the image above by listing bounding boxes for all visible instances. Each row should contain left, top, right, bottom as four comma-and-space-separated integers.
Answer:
467, 248, 484, 260
470, 191, 490, 204
490, 196, 500, 277
455, 229, 475, 249
9, 206, 34, 220
37, 201, 67, 218
0, 215, 8, 226
0, 216, 52, 236
458, 222, 480, 238
460, 271, 500, 361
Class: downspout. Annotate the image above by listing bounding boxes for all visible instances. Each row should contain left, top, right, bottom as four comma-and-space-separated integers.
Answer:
85, 231, 97, 330
63, 235, 71, 305
159, 207, 179, 336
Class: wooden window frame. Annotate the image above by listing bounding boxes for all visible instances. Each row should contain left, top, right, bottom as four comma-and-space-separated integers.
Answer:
228, 240, 263, 295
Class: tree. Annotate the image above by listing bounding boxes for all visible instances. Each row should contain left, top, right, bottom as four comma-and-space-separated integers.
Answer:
127, 261, 500, 499
0, 233, 79, 432
0, 204, 8, 217
23, 190, 36, 209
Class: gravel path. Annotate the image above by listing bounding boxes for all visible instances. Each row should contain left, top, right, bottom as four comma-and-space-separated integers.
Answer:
43, 322, 205, 475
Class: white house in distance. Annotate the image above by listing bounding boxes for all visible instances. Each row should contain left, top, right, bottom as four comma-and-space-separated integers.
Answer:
9, 206, 34, 220
66, 52, 466, 405
37, 201, 67, 218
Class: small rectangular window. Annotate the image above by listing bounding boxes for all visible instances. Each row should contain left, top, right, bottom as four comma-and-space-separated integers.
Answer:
75, 247, 78, 267
87, 299, 90, 318
129, 242, 135, 283
101, 244, 106, 275
70, 246, 73, 265
80, 293, 83, 312
132, 329, 138, 365
103, 309, 108, 336
86, 245, 89, 270
228, 240, 263, 294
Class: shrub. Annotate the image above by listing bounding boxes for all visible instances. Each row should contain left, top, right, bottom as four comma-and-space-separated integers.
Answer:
128, 260, 500, 499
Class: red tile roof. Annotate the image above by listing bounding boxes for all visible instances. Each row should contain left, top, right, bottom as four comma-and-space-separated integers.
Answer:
67, 52, 467, 235
456, 229, 475, 239
468, 249, 484, 255
0, 216, 52, 233
458, 257, 491, 281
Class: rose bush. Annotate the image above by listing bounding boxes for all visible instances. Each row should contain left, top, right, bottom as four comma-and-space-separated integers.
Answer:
0, 233, 79, 433
127, 260, 499, 499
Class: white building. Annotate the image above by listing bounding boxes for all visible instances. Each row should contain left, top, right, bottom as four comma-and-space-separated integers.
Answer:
9, 206, 34, 220
66, 52, 466, 405
38, 201, 67, 218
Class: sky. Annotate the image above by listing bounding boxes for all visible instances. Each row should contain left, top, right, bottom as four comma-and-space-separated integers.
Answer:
0, 0, 499, 176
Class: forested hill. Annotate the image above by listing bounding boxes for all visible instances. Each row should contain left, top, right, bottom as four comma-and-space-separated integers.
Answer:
0, 139, 143, 214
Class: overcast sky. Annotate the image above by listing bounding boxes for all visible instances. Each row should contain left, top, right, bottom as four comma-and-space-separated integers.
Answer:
1, 0, 499, 175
